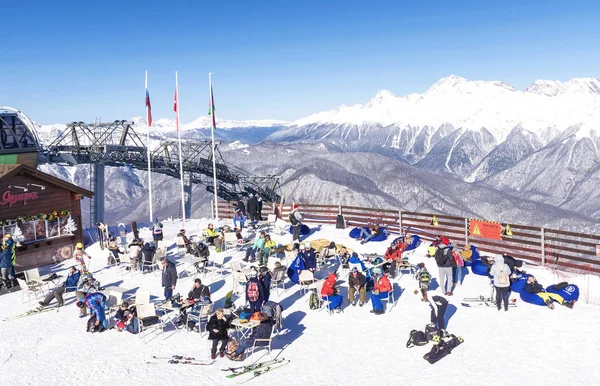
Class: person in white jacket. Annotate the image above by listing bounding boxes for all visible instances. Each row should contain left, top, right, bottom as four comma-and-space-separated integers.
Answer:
488, 255, 511, 311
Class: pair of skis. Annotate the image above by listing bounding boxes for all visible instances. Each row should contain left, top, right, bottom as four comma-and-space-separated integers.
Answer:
148, 355, 214, 366
462, 296, 517, 308
223, 358, 290, 380
3, 305, 59, 321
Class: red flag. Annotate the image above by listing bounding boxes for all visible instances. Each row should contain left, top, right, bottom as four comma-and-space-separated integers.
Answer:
145, 89, 152, 126
174, 83, 179, 131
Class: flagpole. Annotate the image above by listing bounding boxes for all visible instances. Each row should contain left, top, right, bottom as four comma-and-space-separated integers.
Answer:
209, 72, 219, 220
145, 71, 154, 223
175, 71, 186, 228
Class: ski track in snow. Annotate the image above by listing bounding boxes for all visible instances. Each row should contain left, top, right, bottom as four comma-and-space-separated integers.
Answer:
1, 219, 599, 385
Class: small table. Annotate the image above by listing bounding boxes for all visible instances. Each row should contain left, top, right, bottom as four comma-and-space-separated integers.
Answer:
230, 318, 259, 340
177, 256, 204, 279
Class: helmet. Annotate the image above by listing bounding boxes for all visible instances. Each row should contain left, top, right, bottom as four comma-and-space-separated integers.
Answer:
373, 267, 383, 275
76, 242, 83, 249
4, 234, 11, 238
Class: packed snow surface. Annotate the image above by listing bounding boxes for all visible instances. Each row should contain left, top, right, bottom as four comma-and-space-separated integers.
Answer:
1, 219, 599, 385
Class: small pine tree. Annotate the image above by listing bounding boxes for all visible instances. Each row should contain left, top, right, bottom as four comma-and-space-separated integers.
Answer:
63, 218, 78, 234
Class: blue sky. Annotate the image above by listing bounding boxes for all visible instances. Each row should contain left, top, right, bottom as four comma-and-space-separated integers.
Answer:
2, 0, 600, 124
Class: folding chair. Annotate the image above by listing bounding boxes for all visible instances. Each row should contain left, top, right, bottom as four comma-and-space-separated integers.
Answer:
380, 287, 396, 313
176, 236, 189, 255
127, 288, 151, 307
186, 303, 214, 335
222, 232, 239, 252
233, 271, 248, 294
141, 252, 160, 275
205, 253, 227, 279
298, 270, 315, 297
270, 268, 287, 295
248, 324, 274, 360
17, 277, 44, 304
284, 250, 296, 266
136, 303, 163, 343
266, 214, 277, 233
104, 290, 123, 327
118, 254, 134, 276
319, 294, 333, 315
24, 268, 52, 291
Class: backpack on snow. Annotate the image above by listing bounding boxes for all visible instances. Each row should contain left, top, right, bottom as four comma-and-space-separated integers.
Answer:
406, 329, 430, 348
153, 224, 162, 235
309, 292, 320, 310
247, 281, 260, 302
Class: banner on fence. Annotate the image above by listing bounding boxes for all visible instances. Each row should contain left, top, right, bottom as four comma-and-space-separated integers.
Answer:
469, 219, 502, 240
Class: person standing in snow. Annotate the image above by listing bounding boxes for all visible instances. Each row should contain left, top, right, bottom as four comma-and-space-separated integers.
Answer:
428, 293, 449, 330
77, 291, 107, 332
233, 209, 246, 229
246, 194, 259, 222
160, 257, 177, 300
256, 194, 263, 221
245, 268, 265, 312
236, 198, 246, 217
301, 242, 317, 272
434, 240, 453, 296
258, 266, 272, 303
73, 242, 91, 273
289, 204, 303, 243
488, 255, 511, 311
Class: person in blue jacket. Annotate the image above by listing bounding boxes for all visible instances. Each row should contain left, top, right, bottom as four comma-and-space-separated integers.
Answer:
233, 209, 246, 229
77, 292, 107, 331
3, 234, 17, 280
259, 266, 272, 303
38, 266, 81, 308
245, 268, 265, 312
0, 244, 14, 289
301, 242, 317, 272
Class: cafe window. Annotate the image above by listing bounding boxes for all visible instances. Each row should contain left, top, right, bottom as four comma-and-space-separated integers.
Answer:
0, 215, 73, 243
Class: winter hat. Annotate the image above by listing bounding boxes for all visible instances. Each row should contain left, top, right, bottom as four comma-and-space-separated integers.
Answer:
248, 269, 258, 277
293, 204, 299, 209
274, 261, 282, 268
373, 267, 383, 275
259, 266, 269, 273
351, 252, 358, 258
351, 267, 358, 273
304, 242, 311, 249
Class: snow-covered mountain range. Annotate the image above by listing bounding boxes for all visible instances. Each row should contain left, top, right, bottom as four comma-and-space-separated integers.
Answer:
32, 75, 600, 227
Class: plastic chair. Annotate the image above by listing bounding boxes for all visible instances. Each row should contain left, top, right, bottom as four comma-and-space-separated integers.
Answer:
298, 271, 315, 297
17, 277, 43, 304
233, 271, 248, 294
248, 324, 274, 360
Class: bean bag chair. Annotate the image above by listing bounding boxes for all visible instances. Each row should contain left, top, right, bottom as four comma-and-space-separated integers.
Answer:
510, 276, 528, 293
470, 259, 489, 276
349, 227, 369, 239
349, 227, 388, 242
289, 224, 310, 236
546, 283, 580, 302
391, 235, 421, 252
462, 245, 480, 267
511, 275, 547, 306
286, 254, 305, 284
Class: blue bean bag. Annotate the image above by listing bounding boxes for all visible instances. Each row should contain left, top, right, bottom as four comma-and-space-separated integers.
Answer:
470, 259, 489, 276
510, 276, 528, 293
510, 275, 549, 306
289, 224, 310, 236
463, 245, 480, 267
546, 284, 580, 302
349, 227, 388, 242
390, 235, 421, 252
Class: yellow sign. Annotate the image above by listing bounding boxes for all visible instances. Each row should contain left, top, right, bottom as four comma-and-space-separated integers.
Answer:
502, 224, 513, 237
430, 216, 439, 227
472, 224, 481, 235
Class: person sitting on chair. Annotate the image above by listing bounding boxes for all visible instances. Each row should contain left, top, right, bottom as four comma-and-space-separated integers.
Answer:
188, 278, 211, 302
301, 242, 317, 272
384, 239, 405, 278
321, 273, 343, 312
38, 266, 81, 309
227, 312, 273, 361
318, 242, 337, 266
107, 238, 121, 265
203, 224, 219, 245
207, 308, 232, 359
140, 243, 156, 273
243, 232, 266, 263
258, 235, 276, 266
177, 229, 194, 254
525, 275, 575, 309
348, 267, 367, 307
370, 267, 392, 315
128, 239, 143, 271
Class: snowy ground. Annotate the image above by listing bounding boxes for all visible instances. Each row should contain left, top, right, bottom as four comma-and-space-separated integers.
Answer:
1, 219, 599, 386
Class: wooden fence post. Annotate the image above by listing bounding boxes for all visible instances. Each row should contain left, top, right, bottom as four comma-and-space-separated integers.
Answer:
399, 210, 403, 234
211, 200, 215, 219
541, 227, 546, 266
464, 218, 469, 245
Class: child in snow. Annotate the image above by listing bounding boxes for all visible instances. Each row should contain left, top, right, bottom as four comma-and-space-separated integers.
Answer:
73, 242, 91, 273
114, 301, 138, 333
207, 308, 231, 359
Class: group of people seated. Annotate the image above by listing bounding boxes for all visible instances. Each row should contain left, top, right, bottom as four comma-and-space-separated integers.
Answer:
243, 232, 277, 266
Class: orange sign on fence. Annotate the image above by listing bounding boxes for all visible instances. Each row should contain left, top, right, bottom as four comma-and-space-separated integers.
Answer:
469, 220, 502, 240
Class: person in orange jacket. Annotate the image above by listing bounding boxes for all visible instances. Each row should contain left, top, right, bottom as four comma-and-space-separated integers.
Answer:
321, 273, 343, 312
370, 267, 392, 315
384, 239, 405, 278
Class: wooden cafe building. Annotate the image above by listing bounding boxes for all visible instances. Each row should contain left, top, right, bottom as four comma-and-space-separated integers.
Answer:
1, 107, 93, 270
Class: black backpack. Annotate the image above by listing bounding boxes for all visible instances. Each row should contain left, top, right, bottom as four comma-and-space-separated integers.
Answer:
406, 329, 430, 348
289, 212, 299, 226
